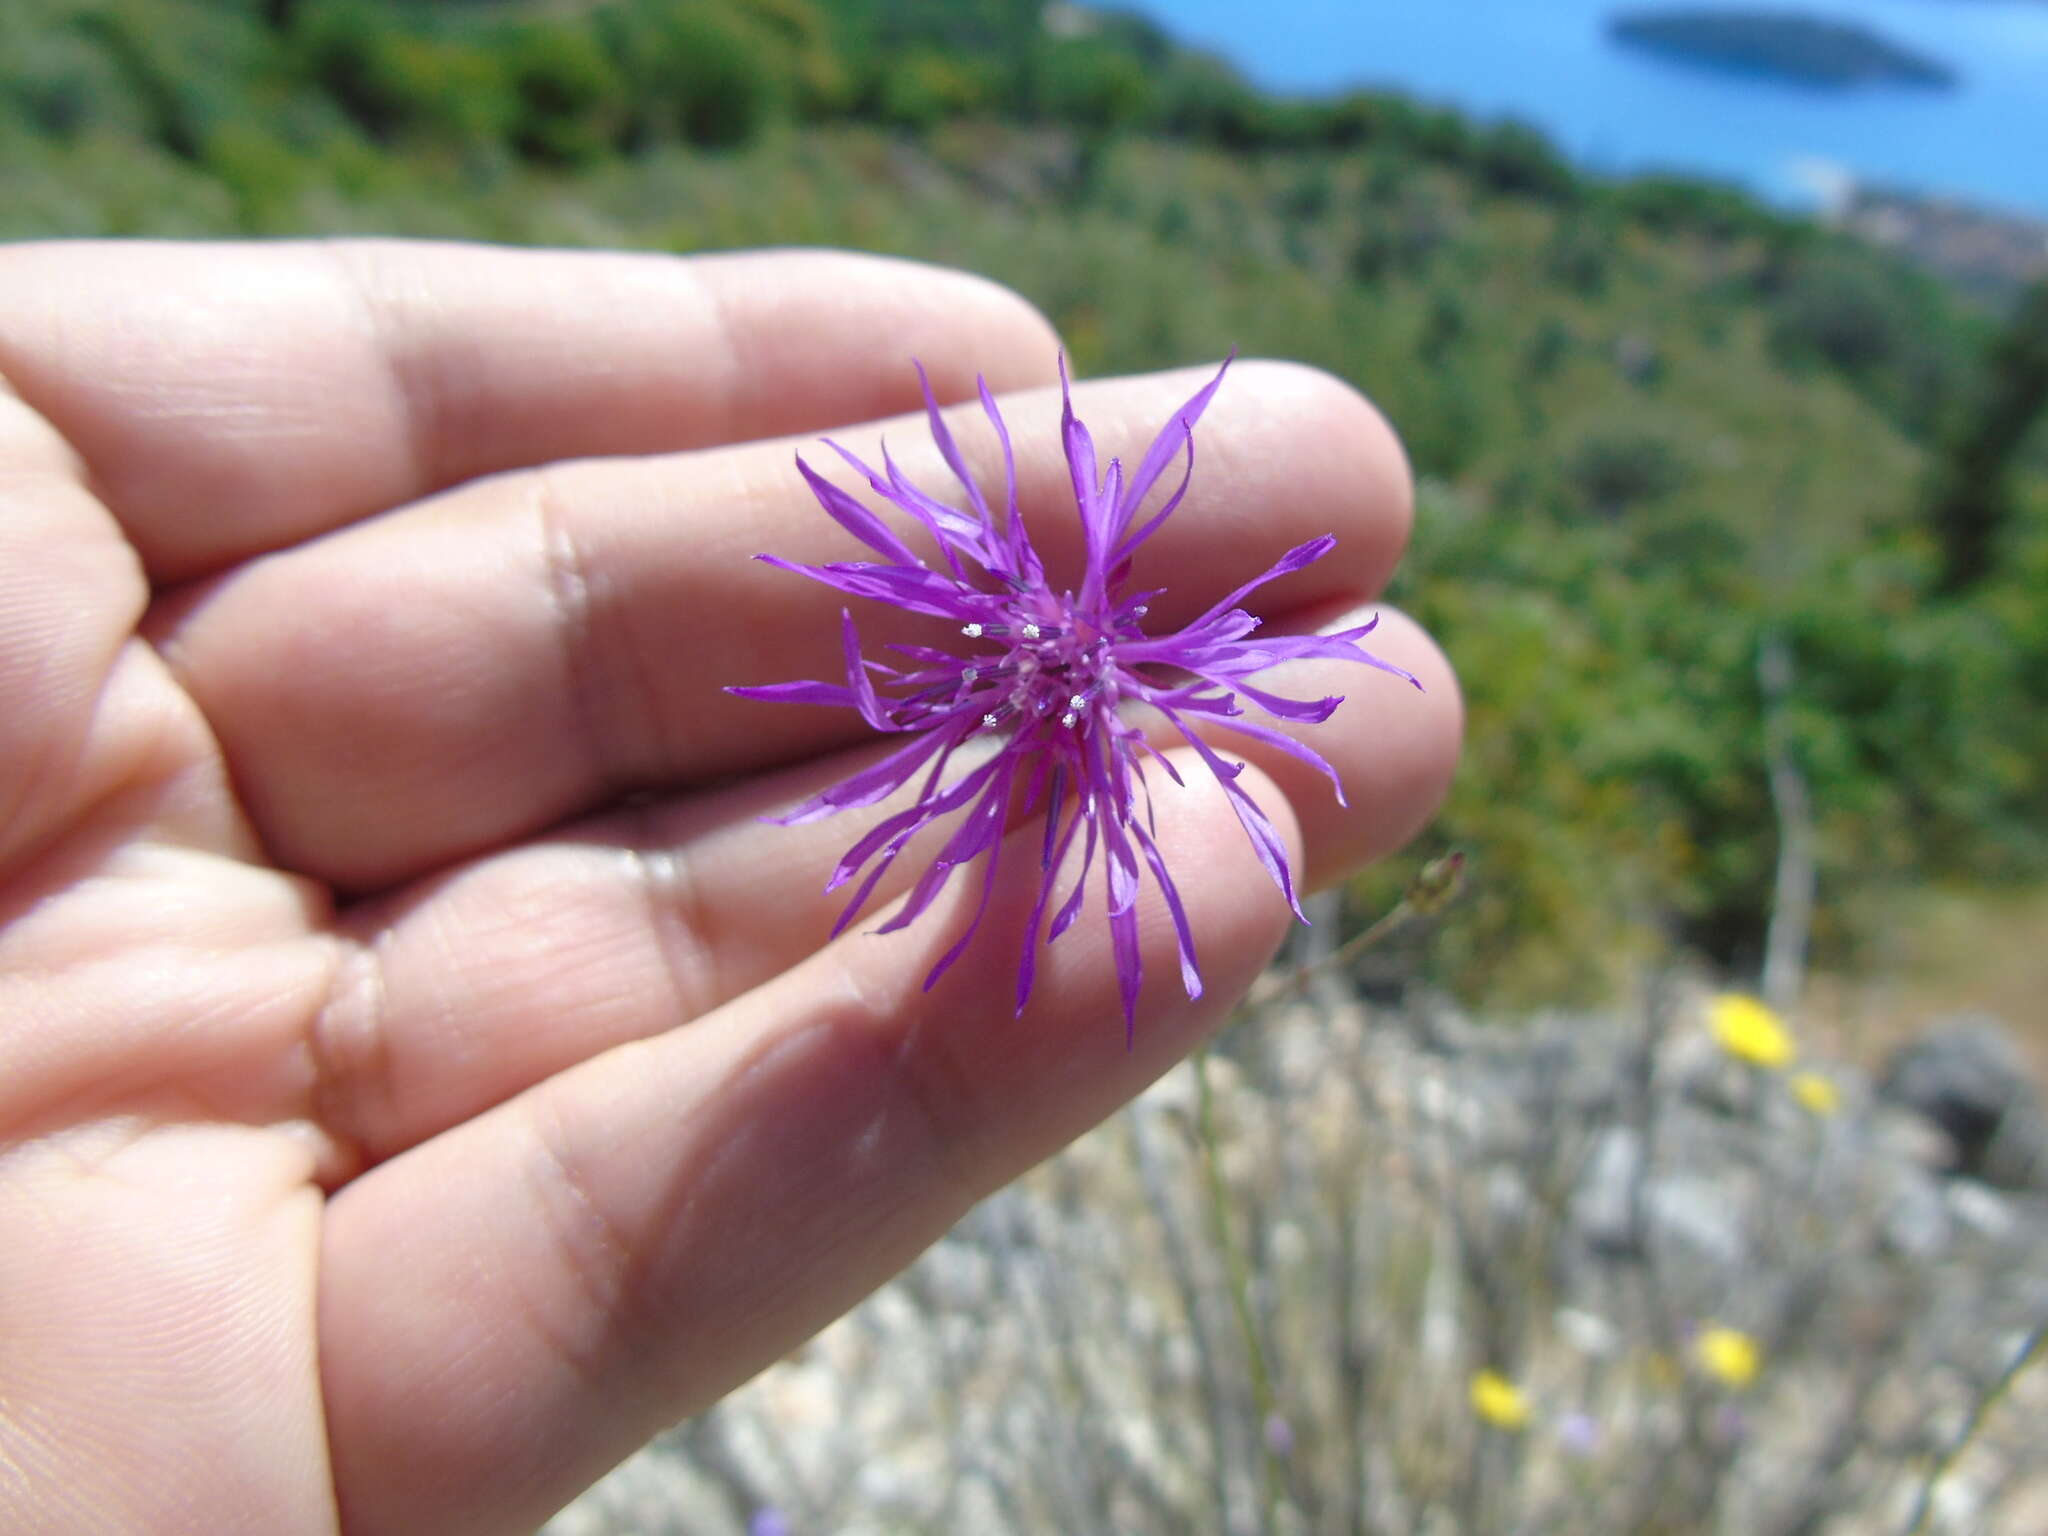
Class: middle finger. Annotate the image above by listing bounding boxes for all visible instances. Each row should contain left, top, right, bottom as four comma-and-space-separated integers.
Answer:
163, 363, 1414, 892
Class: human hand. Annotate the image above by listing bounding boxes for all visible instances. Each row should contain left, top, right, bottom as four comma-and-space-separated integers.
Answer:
0, 240, 1459, 1534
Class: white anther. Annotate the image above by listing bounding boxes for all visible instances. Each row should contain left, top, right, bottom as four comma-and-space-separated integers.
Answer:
1061, 711, 1078, 728
1069, 693, 1087, 711
1021, 622, 1042, 640
981, 712, 1000, 728
1132, 605, 1149, 618
962, 622, 984, 639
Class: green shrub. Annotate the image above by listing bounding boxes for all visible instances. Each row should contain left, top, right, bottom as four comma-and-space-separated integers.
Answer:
1, 16, 138, 140
500, 21, 622, 166
1475, 118, 1575, 201
1032, 37, 1153, 132
597, 1, 790, 149
1563, 423, 1693, 515
293, 1, 513, 146
876, 46, 986, 131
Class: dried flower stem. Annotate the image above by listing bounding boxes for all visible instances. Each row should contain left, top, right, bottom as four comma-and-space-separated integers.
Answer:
1242, 850, 1465, 1014
1191, 1045, 1281, 1528
1901, 1320, 2047, 1535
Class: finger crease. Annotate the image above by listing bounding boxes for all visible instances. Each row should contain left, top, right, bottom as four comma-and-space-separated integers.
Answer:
305, 928, 388, 1181
624, 803, 719, 1027
532, 467, 622, 797
326, 247, 437, 498
519, 1091, 641, 1391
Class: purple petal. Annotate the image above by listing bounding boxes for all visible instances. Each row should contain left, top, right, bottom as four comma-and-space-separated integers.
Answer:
886, 642, 970, 668
754, 554, 974, 619
1014, 765, 1071, 1002
922, 806, 1005, 993
1049, 806, 1100, 941
1130, 735, 1189, 788
1203, 624, 1422, 686
827, 745, 1002, 887
1202, 714, 1350, 805
978, 375, 1044, 586
1162, 710, 1305, 919
1101, 810, 1141, 917
724, 679, 862, 709
1198, 673, 1344, 724
1039, 764, 1068, 869
796, 454, 921, 566
1134, 820, 1203, 1001
1116, 356, 1231, 542
820, 438, 979, 577
876, 760, 1013, 935
1113, 423, 1195, 564
880, 440, 991, 575
771, 720, 962, 825
840, 610, 895, 731
1059, 355, 1108, 570
1109, 898, 1142, 1043
1117, 611, 1262, 667
1184, 536, 1337, 633
915, 359, 994, 529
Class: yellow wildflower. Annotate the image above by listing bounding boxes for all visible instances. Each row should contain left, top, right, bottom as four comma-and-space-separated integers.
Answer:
1470, 1369, 1530, 1431
1694, 1326, 1762, 1389
1790, 1071, 1839, 1117
1709, 993, 1794, 1069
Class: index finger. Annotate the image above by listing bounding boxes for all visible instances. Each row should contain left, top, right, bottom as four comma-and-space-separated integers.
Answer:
0, 240, 1062, 582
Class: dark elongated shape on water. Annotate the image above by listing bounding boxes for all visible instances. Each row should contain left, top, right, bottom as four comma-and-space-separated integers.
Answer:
1609, 8, 1958, 89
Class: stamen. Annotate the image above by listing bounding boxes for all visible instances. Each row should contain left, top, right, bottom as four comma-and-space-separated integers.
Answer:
961, 622, 983, 639
1020, 622, 1041, 640
961, 622, 1009, 639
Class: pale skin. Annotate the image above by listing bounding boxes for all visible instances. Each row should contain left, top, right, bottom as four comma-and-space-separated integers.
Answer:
0, 241, 1461, 1535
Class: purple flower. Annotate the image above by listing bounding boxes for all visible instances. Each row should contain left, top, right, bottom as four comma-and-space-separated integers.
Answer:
1555, 1409, 1601, 1457
729, 358, 1420, 1036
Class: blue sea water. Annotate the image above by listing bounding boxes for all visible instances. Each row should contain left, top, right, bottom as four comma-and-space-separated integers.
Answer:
1127, 0, 2048, 219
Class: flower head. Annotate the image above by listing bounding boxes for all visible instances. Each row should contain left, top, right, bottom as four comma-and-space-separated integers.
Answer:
1790, 1069, 1840, 1117
1694, 1325, 1763, 1389
729, 358, 1419, 1036
1470, 1369, 1530, 1431
1555, 1408, 1602, 1457
1708, 993, 1795, 1070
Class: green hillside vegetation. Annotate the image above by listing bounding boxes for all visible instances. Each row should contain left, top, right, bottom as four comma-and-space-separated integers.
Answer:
5, 0, 2045, 1003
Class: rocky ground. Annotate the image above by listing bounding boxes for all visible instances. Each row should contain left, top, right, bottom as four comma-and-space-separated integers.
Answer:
547, 972, 2048, 1536
1829, 186, 2048, 306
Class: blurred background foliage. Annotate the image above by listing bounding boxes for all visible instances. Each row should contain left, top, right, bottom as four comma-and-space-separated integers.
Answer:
4, 0, 2044, 1008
